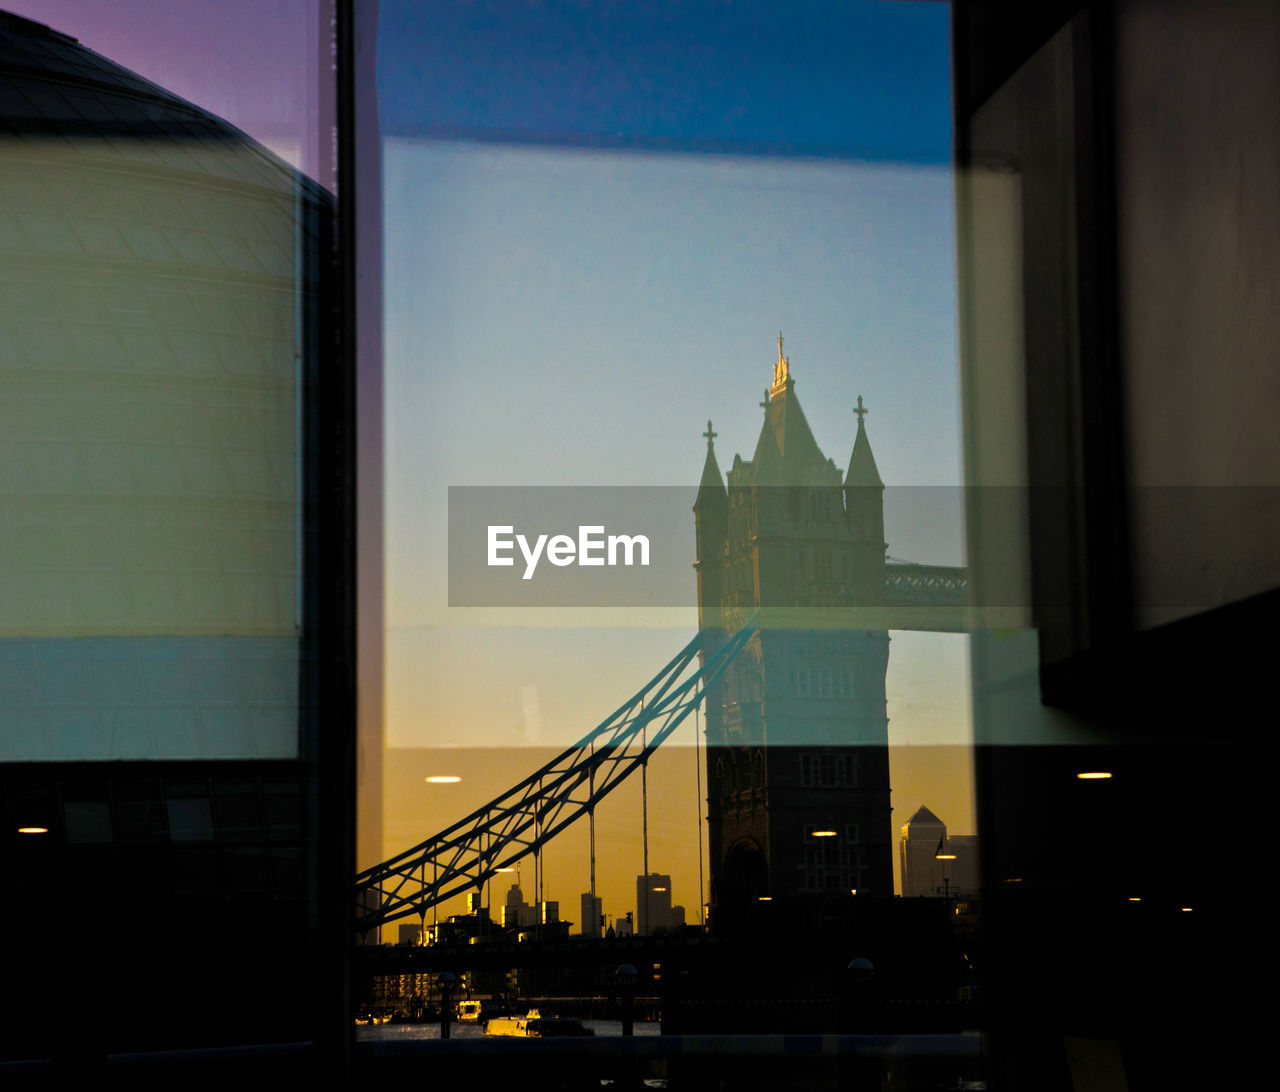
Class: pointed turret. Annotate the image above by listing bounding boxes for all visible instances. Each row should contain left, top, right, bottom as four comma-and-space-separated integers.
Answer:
695, 420, 727, 509
845, 395, 883, 488
844, 395, 886, 603
694, 421, 728, 631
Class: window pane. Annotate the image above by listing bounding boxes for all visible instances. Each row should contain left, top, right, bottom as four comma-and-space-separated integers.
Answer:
362, 0, 976, 1060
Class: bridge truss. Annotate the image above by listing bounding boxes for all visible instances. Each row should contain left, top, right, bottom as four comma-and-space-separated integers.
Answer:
884, 563, 967, 608
354, 623, 756, 933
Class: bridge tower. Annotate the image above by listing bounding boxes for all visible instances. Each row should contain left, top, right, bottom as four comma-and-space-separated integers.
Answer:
694, 337, 893, 935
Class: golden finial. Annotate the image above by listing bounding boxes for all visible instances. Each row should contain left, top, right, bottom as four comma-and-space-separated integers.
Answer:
771, 331, 791, 391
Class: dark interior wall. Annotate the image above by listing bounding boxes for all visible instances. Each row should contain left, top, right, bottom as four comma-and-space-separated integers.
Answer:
1114, 0, 1280, 629
953, 3, 1273, 1088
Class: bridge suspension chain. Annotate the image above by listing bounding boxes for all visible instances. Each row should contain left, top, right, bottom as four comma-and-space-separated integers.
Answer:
355, 623, 755, 933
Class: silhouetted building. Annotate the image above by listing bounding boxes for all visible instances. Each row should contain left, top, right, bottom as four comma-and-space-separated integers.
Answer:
636, 872, 685, 934
501, 883, 536, 929
695, 338, 893, 933
580, 891, 603, 938
901, 807, 980, 897
900, 805, 948, 897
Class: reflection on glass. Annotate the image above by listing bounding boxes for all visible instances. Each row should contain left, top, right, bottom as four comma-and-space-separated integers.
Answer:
1, 8, 329, 761
364, 0, 979, 1063
1, 3, 340, 1064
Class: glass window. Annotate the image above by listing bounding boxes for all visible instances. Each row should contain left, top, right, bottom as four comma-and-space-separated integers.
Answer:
361, 0, 975, 1058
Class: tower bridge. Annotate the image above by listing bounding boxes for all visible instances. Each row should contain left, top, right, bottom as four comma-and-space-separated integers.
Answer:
357, 340, 966, 937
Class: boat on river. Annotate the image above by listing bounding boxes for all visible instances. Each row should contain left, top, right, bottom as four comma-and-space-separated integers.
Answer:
484, 1008, 595, 1037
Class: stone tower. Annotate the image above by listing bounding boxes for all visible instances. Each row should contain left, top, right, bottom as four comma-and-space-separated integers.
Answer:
694, 336, 893, 934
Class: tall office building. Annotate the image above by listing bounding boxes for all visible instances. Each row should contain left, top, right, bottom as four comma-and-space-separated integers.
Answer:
636, 872, 685, 934
580, 892, 603, 938
502, 883, 537, 929
900, 805, 948, 897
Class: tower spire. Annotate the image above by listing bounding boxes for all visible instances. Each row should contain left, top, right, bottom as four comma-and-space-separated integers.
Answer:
770, 331, 791, 397
695, 419, 727, 508
845, 394, 883, 488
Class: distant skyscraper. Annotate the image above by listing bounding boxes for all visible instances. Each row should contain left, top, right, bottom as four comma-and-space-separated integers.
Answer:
900, 805, 949, 896
502, 883, 537, 929
636, 873, 685, 934
580, 892, 603, 938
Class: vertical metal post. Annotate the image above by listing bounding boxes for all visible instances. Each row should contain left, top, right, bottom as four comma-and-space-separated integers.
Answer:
641, 723, 649, 935
535, 776, 543, 915
588, 740, 597, 937
695, 703, 705, 928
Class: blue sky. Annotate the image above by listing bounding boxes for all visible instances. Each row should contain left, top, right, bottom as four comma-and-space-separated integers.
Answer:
378, 0, 952, 162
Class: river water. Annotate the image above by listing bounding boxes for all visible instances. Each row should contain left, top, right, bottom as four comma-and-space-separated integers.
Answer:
357, 1019, 661, 1041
